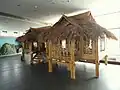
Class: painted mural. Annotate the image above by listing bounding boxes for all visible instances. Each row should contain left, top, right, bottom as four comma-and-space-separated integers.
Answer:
0, 36, 20, 56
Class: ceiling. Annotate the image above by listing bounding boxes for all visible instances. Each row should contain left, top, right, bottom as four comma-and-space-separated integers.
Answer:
0, 0, 120, 33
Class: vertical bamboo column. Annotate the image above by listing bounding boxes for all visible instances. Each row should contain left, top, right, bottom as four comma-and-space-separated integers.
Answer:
70, 40, 75, 79
67, 40, 70, 71
45, 41, 49, 63
56, 40, 60, 67
29, 42, 33, 64
55, 41, 60, 66
29, 42, 32, 51
37, 41, 41, 52
22, 42, 25, 60
80, 37, 84, 58
22, 42, 24, 49
95, 39, 99, 77
48, 41, 53, 72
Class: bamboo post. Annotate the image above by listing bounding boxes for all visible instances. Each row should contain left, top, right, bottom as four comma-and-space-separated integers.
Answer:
66, 49, 70, 71
21, 42, 25, 61
66, 48, 70, 71
67, 40, 71, 71
80, 37, 84, 58
29, 42, 32, 51
48, 41, 52, 72
70, 40, 75, 79
46, 41, 49, 63
56, 40, 61, 66
29, 42, 33, 64
95, 39, 99, 78
22, 42, 24, 49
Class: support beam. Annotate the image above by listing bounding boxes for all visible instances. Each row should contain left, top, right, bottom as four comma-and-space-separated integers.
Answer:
70, 40, 76, 79
95, 39, 99, 78
48, 41, 53, 72
48, 59, 52, 72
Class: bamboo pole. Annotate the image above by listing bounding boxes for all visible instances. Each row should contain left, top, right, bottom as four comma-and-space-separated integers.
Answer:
95, 39, 99, 77
29, 42, 33, 64
81, 37, 84, 58
56, 40, 61, 66
48, 41, 52, 72
70, 40, 75, 79
66, 51, 70, 71
46, 41, 49, 62
72, 62, 75, 79
22, 42, 25, 61
22, 42, 24, 49
67, 40, 71, 71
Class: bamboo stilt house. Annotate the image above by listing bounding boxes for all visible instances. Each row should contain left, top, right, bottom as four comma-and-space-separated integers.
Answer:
38, 11, 117, 79
25, 26, 51, 64
16, 26, 51, 64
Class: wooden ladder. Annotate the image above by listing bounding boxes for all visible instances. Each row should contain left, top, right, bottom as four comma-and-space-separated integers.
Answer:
31, 52, 42, 64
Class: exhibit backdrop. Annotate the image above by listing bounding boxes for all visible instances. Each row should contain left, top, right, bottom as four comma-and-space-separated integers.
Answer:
0, 36, 19, 56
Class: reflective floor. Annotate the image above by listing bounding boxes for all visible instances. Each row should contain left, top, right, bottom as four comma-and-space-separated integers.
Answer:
0, 55, 120, 90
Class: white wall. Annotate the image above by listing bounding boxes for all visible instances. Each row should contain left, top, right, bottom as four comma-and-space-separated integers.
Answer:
98, 29, 120, 60
0, 30, 24, 37
98, 37, 107, 60
106, 29, 120, 56
94, 11, 120, 60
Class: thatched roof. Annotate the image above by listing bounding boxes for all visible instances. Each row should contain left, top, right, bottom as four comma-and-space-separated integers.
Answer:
25, 26, 51, 42
43, 11, 117, 42
16, 35, 26, 42
43, 15, 84, 42
68, 11, 117, 40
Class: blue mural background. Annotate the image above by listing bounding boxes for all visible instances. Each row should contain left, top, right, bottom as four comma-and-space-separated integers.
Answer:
0, 36, 19, 56
0, 36, 18, 47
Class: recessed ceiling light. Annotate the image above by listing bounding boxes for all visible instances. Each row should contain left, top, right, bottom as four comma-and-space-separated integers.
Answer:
34, 6, 38, 9
61, 0, 70, 3
67, 0, 70, 2
17, 4, 21, 6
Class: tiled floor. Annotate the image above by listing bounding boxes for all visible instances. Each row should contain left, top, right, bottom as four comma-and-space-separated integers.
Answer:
0, 55, 120, 90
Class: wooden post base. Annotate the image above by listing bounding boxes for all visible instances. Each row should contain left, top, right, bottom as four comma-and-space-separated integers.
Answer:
95, 39, 99, 78
95, 61, 99, 78
48, 59, 52, 72
70, 62, 76, 80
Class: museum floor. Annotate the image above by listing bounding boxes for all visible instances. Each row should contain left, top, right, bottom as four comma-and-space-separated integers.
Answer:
0, 55, 120, 90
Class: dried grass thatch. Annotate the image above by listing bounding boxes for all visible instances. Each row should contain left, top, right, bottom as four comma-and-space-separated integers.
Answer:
43, 11, 117, 42
77, 21, 117, 40
25, 26, 51, 42
43, 15, 84, 42
68, 11, 117, 40
16, 35, 26, 42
